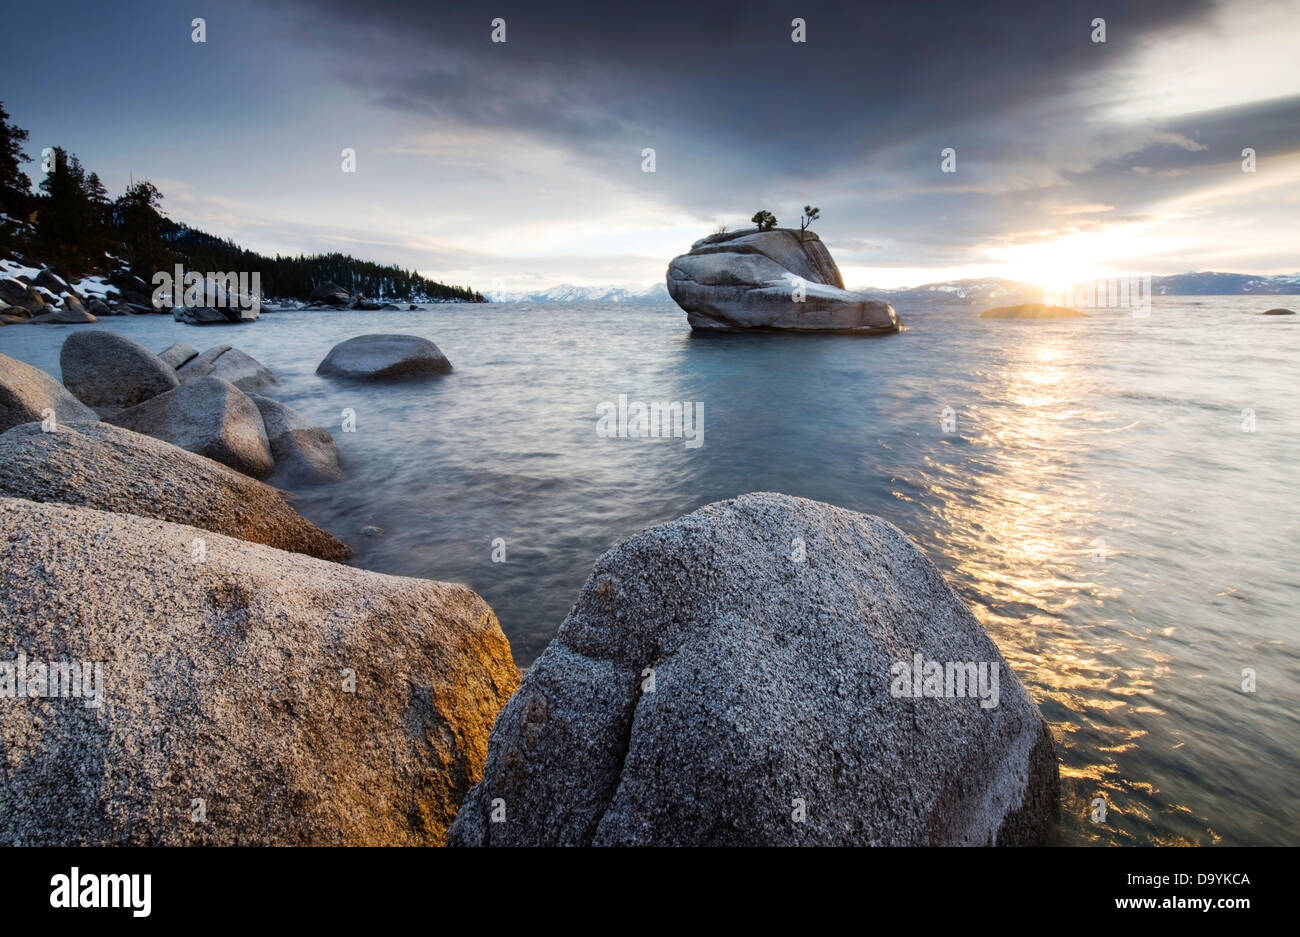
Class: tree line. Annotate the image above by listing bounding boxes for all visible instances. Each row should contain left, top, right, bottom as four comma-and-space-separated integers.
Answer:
0, 103, 484, 302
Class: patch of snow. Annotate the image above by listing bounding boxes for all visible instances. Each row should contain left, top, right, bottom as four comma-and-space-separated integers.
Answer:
75, 275, 114, 299
0, 259, 41, 280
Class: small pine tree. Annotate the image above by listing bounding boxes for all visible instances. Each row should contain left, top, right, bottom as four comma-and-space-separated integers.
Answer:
751, 210, 777, 232
799, 205, 820, 241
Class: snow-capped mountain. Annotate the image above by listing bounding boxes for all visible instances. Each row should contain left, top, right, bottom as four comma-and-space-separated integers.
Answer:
1149, 272, 1300, 294
869, 273, 1300, 304
865, 278, 1038, 305
484, 283, 670, 303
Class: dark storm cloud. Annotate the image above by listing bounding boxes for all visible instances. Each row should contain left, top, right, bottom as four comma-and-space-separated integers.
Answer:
268, 0, 1218, 174
6, 0, 1288, 286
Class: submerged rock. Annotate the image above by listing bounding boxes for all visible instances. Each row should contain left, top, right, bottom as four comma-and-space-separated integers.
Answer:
0, 496, 519, 845
0, 352, 98, 433
1262, 308, 1295, 315
0, 421, 350, 561
316, 333, 452, 380
449, 492, 1059, 847
666, 228, 899, 333
105, 376, 274, 478
60, 331, 180, 411
980, 304, 1087, 319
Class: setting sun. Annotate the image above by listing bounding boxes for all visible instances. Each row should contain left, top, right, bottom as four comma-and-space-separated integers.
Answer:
984, 222, 1178, 292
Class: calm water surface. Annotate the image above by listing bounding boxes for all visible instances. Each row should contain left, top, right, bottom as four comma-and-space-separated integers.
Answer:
4, 296, 1298, 846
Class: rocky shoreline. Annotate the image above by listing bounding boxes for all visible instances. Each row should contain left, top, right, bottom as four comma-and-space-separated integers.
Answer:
0, 261, 473, 331
0, 330, 1060, 846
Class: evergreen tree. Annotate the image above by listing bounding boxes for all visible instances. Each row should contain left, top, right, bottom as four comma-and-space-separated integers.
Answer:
112, 180, 167, 275
0, 101, 31, 219
36, 147, 99, 272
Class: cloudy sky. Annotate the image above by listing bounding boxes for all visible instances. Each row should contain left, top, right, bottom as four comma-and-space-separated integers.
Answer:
3, 0, 1298, 291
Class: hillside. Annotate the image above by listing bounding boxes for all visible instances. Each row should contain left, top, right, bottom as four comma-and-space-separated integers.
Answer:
0, 105, 484, 305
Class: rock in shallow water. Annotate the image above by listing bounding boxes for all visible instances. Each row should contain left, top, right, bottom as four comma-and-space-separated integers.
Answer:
26, 295, 97, 324
0, 497, 519, 845
177, 345, 278, 392
666, 228, 899, 333
0, 421, 350, 561
980, 304, 1087, 319
247, 393, 343, 484
310, 281, 351, 306
0, 352, 98, 433
158, 341, 200, 369
316, 333, 452, 380
105, 376, 274, 478
449, 492, 1059, 846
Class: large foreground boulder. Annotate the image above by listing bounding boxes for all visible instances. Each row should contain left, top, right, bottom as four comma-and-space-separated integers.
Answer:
449, 492, 1059, 846
666, 229, 899, 332
0, 421, 350, 561
105, 376, 274, 477
316, 334, 452, 380
247, 394, 343, 484
0, 353, 98, 433
0, 497, 520, 845
60, 331, 180, 411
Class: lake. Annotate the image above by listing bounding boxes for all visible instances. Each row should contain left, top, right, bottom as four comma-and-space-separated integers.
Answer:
3, 295, 1297, 846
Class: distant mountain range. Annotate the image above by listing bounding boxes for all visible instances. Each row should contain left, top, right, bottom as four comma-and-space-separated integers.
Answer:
484, 283, 671, 303
868, 273, 1300, 306
485, 273, 1300, 304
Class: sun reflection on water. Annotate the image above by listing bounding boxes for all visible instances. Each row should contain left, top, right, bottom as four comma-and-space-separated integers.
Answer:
907, 333, 1206, 845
